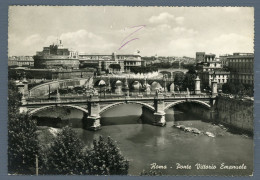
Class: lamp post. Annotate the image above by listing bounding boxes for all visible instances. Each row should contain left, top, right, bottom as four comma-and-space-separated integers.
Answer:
99, 84, 101, 97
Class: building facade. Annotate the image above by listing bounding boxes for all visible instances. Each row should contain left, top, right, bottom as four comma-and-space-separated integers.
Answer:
226, 53, 254, 85
79, 52, 142, 73
199, 71, 230, 88
196, 52, 230, 88
8, 56, 34, 67
33, 40, 80, 69
219, 54, 232, 67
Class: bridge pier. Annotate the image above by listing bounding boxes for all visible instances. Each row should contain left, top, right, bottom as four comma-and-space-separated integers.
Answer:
85, 94, 101, 131
85, 115, 101, 131
153, 92, 166, 126
153, 111, 166, 126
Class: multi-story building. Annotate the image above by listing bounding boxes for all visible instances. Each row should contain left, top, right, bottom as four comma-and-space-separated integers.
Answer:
226, 53, 254, 85
8, 56, 34, 67
197, 53, 222, 72
219, 54, 232, 67
196, 52, 230, 88
199, 71, 230, 88
79, 52, 142, 73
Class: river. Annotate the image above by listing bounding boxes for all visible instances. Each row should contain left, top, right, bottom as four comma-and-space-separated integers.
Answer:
35, 104, 253, 176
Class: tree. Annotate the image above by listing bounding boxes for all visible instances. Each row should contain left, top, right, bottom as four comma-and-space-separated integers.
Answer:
8, 114, 38, 174
43, 126, 87, 175
88, 136, 129, 175
8, 81, 22, 117
183, 66, 197, 91
244, 84, 254, 97
174, 72, 185, 89
222, 82, 244, 95
237, 83, 245, 96
8, 81, 38, 174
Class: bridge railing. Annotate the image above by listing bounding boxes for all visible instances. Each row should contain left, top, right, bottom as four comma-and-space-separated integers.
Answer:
94, 75, 174, 81
24, 93, 212, 105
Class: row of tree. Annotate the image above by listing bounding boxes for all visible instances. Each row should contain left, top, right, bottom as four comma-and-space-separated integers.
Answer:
8, 81, 129, 175
222, 82, 254, 97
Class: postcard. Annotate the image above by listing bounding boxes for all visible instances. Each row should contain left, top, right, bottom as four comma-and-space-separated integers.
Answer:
8, 6, 254, 176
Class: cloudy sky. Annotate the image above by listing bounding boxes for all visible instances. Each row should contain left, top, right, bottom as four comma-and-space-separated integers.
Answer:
8, 6, 254, 57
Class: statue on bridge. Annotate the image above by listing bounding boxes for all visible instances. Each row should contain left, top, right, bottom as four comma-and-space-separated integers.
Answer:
186, 88, 190, 97
93, 88, 99, 96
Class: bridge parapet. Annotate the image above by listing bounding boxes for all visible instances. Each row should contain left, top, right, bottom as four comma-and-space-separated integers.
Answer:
23, 94, 213, 106
21, 93, 215, 131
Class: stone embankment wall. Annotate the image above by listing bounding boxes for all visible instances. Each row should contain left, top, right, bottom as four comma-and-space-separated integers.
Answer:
173, 102, 212, 121
216, 95, 254, 134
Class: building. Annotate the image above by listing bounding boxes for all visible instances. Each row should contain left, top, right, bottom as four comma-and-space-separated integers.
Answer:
197, 53, 222, 72
196, 52, 205, 64
226, 53, 254, 85
33, 40, 80, 69
8, 56, 34, 67
196, 52, 230, 88
199, 71, 230, 88
141, 56, 156, 66
219, 54, 232, 67
79, 52, 142, 73
10, 68, 93, 80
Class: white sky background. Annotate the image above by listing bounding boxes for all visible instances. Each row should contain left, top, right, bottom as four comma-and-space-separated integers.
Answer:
8, 6, 254, 57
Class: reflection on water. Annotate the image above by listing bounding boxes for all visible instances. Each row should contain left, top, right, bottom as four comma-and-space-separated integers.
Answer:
35, 104, 253, 176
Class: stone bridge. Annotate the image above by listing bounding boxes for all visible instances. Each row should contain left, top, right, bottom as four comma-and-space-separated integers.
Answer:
158, 68, 188, 78
21, 74, 220, 130
20, 93, 217, 131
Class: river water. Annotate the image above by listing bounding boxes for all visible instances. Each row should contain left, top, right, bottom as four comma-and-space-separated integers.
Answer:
35, 104, 253, 176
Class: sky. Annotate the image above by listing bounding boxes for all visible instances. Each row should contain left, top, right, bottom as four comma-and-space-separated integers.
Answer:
8, 6, 254, 57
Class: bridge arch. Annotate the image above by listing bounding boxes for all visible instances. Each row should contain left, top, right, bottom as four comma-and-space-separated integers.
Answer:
94, 79, 106, 87
100, 101, 155, 115
29, 104, 88, 116
164, 100, 211, 111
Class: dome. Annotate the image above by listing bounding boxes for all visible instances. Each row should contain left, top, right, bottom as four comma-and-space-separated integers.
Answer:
150, 82, 162, 91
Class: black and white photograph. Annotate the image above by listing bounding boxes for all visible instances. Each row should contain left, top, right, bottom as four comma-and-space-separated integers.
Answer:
7, 6, 254, 176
